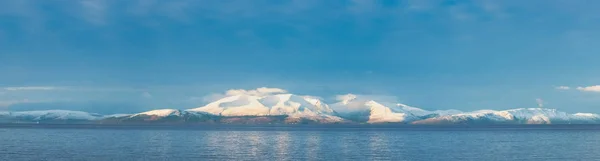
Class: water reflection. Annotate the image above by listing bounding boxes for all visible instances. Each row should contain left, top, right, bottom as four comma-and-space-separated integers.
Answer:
275, 131, 291, 160
246, 131, 262, 159
306, 131, 321, 161
3, 128, 600, 160
143, 130, 172, 160
202, 131, 227, 159
209, 131, 246, 160
337, 132, 353, 159
368, 132, 390, 160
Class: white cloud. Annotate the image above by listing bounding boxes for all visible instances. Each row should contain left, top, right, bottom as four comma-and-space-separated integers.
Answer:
336, 94, 358, 102
201, 87, 289, 102
3, 86, 61, 91
335, 93, 399, 103
577, 85, 600, 92
225, 87, 288, 96
1, 86, 144, 92
556, 85, 600, 92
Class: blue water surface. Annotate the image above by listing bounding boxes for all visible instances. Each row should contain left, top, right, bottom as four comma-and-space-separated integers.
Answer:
1, 125, 599, 161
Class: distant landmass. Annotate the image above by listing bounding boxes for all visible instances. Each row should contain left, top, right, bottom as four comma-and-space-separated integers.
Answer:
2, 93, 599, 125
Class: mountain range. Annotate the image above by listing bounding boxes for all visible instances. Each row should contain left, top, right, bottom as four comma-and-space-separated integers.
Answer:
2, 92, 599, 125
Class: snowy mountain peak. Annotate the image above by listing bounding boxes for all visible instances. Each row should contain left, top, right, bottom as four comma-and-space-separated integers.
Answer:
413, 108, 600, 124
188, 92, 336, 119
1, 110, 103, 121
330, 98, 417, 123
132, 109, 182, 117
573, 113, 600, 118
336, 94, 358, 105
3, 87, 600, 125
365, 100, 382, 106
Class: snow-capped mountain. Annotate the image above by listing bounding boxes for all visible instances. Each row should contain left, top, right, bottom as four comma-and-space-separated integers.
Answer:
2, 107, 600, 125
187, 93, 344, 123
131, 109, 184, 117
3, 87, 600, 125
328, 94, 462, 123
412, 108, 600, 124
103, 114, 132, 118
394, 103, 463, 117
0, 110, 103, 123
102, 109, 220, 124
330, 94, 416, 123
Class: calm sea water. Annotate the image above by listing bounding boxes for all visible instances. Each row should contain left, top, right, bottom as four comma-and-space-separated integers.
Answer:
1, 125, 600, 161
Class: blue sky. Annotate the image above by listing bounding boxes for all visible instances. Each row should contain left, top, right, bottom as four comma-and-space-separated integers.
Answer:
1, 0, 600, 114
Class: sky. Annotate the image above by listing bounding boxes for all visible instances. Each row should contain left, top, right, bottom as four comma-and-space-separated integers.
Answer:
1, 0, 600, 114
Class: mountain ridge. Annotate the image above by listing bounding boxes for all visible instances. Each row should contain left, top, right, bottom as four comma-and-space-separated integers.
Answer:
2, 90, 598, 125
3, 106, 598, 125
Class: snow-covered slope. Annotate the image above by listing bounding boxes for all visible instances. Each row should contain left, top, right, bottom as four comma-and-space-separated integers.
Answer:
189, 95, 268, 116
330, 94, 417, 123
3, 86, 600, 125
103, 114, 132, 118
1, 107, 599, 124
365, 101, 416, 123
328, 94, 465, 123
103, 109, 221, 123
187, 93, 343, 123
131, 109, 183, 117
412, 108, 600, 124
394, 103, 462, 117
0, 110, 103, 121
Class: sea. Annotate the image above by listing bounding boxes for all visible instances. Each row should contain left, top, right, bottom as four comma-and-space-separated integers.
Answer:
1, 124, 600, 161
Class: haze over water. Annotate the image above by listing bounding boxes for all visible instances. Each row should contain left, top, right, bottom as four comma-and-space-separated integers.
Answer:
2, 126, 600, 161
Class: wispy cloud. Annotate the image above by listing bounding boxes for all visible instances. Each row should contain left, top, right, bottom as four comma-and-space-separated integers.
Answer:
557, 85, 600, 93
1, 0, 596, 32
1, 86, 144, 92
335, 93, 399, 103
3, 86, 62, 91
577, 85, 600, 92
225, 87, 288, 96
201, 87, 289, 102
